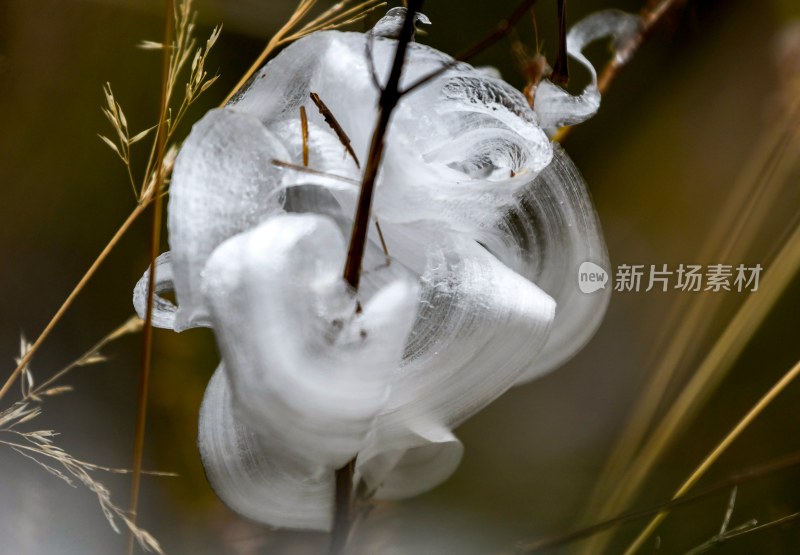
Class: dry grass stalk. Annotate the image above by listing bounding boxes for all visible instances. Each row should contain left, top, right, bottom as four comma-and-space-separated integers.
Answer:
685, 511, 800, 555
127, 1, 176, 552
623, 359, 800, 553
578, 106, 800, 553
0, 319, 163, 553
310, 92, 361, 168
517, 451, 800, 553
0, 0, 220, 406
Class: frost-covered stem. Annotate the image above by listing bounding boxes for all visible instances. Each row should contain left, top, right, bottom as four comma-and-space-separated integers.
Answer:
331, 3, 423, 553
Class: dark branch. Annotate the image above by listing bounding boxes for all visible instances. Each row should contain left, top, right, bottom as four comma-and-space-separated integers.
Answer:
400, 0, 538, 97
330, 4, 423, 553
340, 0, 421, 291
550, 0, 569, 86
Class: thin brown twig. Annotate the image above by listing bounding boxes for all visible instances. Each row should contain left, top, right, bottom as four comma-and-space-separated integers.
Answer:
310, 92, 361, 168
126, 1, 173, 553
300, 106, 310, 166
374, 220, 389, 258
517, 450, 800, 553
330, 3, 422, 553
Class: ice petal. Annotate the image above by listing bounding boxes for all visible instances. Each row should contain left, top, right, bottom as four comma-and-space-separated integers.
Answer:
391, 238, 555, 427
198, 366, 334, 531
201, 213, 418, 467
358, 423, 463, 500
478, 145, 611, 382
352, 237, 553, 496
167, 108, 289, 330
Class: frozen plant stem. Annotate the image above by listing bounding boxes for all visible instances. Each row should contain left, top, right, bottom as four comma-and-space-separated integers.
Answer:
330, 2, 423, 553
331, 1, 548, 550
127, 1, 173, 553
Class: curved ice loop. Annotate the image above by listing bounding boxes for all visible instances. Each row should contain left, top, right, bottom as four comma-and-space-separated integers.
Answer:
198, 366, 334, 531
201, 213, 418, 468
534, 10, 642, 129
478, 145, 611, 382
356, 237, 555, 497
167, 108, 289, 331
375, 55, 554, 232
132, 252, 210, 330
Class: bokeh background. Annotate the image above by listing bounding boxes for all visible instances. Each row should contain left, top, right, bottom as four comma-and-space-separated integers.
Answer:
1, 0, 799, 553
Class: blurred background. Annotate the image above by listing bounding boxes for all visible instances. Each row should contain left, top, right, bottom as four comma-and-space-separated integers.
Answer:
1, 0, 799, 553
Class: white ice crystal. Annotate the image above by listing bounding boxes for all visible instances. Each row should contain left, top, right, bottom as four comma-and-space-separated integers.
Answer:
132, 9, 627, 531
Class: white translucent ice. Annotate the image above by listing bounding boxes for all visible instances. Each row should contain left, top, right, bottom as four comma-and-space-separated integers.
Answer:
132, 8, 623, 531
